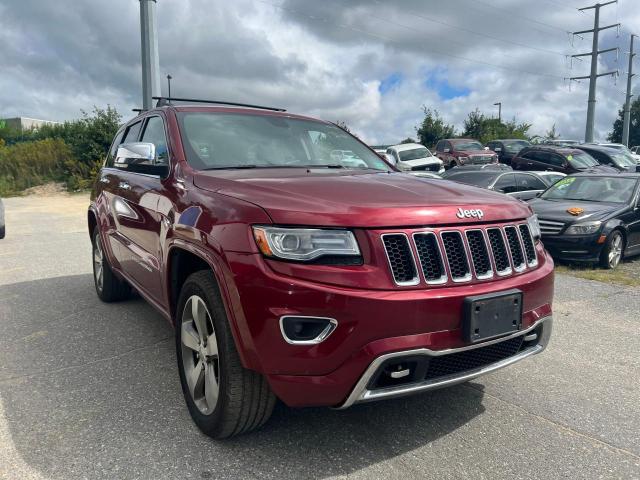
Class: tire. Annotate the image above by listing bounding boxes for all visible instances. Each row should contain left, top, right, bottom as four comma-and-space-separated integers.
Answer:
175, 270, 276, 438
599, 230, 624, 269
92, 227, 131, 302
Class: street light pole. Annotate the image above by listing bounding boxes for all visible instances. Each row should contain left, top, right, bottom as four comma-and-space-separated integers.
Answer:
623, 35, 636, 147
139, 0, 161, 110
493, 102, 502, 123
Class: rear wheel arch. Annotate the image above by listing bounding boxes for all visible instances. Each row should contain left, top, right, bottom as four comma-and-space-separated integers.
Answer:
87, 209, 97, 240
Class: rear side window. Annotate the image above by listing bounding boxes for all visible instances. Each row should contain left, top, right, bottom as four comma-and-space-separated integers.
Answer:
105, 129, 125, 168
516, 173, 547, 191
493, 173, 517, 193
122, 121, 142, 144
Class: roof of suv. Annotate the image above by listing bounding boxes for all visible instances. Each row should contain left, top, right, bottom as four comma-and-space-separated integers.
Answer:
389, 143, 428, 152
149, 104, 323, 123
521, 145, 585, 156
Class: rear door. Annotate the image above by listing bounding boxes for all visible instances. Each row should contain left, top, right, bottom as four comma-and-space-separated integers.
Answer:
110, 115, 172, 303
513, 173, 548, 200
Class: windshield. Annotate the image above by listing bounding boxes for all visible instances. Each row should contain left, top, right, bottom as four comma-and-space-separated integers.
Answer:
611, 152, 637, 168
398, 147, 431, 162
454, 141, 483, 150
503, 140, 530, 153
567, 152, 599, 168
540, 176, 637, 203
177, 112, 391, 171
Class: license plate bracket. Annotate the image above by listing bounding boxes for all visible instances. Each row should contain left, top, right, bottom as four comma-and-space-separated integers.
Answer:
462, 289, 523, 343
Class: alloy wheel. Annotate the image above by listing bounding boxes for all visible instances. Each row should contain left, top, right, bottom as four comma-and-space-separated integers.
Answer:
180, 295, 220, 415
608, 233, 623, 268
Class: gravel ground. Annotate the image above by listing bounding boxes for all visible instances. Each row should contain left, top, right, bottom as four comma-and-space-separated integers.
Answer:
0, 193, 639, 480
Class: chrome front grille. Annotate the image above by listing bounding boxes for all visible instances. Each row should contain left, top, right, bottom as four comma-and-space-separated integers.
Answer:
382, 223, 538, 287
470, 155, 493, 164
538, 219, 565, 235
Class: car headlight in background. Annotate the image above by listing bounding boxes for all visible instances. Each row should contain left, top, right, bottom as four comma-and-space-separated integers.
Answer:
253, 226, 360, 261
564, 221, 602, 235
527, 214, 541, 241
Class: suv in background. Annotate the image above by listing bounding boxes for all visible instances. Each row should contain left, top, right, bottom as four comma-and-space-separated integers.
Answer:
575, 144, 640, 172
486, 139, 531, 165
435, 138, 498, 169
511, 145, 616, 174
386, 143, 444, 175
89, 99, 554, 438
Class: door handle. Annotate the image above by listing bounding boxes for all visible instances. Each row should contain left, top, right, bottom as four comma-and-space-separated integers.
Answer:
119, 181, 131, 190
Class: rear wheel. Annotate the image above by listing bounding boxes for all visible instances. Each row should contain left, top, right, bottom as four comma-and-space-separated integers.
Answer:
176, 270, 276, 438
599, 230, 624, 269
92, 228, 130, 302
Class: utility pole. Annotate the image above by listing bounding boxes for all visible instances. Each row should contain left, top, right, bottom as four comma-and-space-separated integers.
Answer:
493, 102, 502, 123
623, 34, 636, 147
139, 0, 161, 110
570, 1, 619, 143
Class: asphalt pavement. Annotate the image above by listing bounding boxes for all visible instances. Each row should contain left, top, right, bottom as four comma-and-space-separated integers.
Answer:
0, 193, 639, 480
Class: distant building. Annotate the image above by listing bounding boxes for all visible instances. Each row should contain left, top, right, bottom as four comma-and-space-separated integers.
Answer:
1, 117, 61, 131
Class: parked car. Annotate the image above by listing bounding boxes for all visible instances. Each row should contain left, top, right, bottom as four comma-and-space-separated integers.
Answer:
631, 146, 640, 155
543, 139, 581, 147
435, 138, 498, 169
529, 173, 640, 269
574, 145, 640, 172
0, 198, 4, 239
89, 99, 554, 438
511, 146, 617, 174
442, 169, 556, 201
386, 143, 444, 175
486, 139, 531, 165
592, 142, 640, 163
443, 164, 513, 173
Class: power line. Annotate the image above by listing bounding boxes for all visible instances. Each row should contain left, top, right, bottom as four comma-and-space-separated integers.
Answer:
466, 0, 570, 35
367, 0, 567, 57
259, 0, 568, 81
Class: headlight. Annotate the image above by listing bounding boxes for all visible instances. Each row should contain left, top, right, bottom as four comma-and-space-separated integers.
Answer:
252, 226, 361, 261
457, 155, 469, 164
564, 221, 602, 235
527, 214, 541, 241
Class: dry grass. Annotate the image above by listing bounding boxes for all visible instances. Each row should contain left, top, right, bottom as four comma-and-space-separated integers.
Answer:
555, 263, 640, 287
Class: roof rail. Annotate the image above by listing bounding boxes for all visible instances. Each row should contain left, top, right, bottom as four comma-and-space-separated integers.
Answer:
152, 96, 286, 112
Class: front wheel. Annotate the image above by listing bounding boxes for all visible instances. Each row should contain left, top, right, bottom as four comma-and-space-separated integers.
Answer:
599, 230, 624, 269
176, 270, 276, 438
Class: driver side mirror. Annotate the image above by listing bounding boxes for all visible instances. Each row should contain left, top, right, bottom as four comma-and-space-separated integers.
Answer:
115, 142, 168, 176
443, 148, 450, 153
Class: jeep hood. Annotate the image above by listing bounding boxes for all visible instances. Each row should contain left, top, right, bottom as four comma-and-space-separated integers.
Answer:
194, 169, 532, 227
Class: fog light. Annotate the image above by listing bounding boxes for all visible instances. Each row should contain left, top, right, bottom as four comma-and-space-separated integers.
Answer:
279, 316, 337, 345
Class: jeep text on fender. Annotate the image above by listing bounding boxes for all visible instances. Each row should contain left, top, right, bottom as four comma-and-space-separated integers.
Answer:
88, 98, 554, 438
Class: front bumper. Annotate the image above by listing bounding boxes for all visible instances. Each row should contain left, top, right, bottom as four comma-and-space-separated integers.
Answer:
541, 233, 603, 262
224, 247, 554, 407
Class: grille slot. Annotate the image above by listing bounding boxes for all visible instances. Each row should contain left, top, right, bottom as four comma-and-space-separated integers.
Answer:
518, 224, 537, 266
465, 230, 492, 279
413, 233, 447, 284
382, 234, 419, 285
538, 218, 564, 235
441, 231, 471, 282
504, 226, 525, 270
487, 228, 511, 274
424, 336, 524, 381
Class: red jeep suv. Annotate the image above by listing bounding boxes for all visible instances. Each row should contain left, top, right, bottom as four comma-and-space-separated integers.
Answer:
88, 99, 554, 438
435, 138, 499, 169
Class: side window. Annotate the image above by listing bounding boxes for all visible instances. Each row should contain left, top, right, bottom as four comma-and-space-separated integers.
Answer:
122, 121, 142, 144
435, 140, 443, 152
533, 151, 551, 164
591, 151, 609, 164
140, 116, 169, 164
547, 154, 565, 166
494, 173, 517, 193
516, 173, 547, 191
105, 129, 125, 168
445, 141, 452, 152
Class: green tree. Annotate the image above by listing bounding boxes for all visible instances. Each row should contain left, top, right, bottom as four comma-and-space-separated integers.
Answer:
334, 120, 360, 138
416, 107, 455, 148
400, 137, 417, 144
545, 123, 560, 140
461, 109, 531, 144
608, 98, 640, 146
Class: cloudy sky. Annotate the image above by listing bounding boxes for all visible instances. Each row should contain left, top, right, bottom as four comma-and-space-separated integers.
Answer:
1, 0, 638, 144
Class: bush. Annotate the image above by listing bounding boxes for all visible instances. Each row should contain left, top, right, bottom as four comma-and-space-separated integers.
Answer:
0, 138, 73, 196
0, 106, 121, 195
